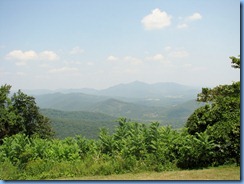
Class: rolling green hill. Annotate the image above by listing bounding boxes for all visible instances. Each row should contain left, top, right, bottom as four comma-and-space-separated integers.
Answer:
39, 98, 204, 139
88, 98, 167, 121
40, 109, 117, 139
34, 82, 204, 138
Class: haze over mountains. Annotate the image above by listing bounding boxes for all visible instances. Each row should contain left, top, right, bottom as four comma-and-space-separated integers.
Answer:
23, 81, 204, 138
31, 81, 202, 115
24, 81, 199, 98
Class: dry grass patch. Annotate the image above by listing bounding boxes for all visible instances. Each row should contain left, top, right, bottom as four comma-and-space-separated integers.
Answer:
58, 165, 240, 180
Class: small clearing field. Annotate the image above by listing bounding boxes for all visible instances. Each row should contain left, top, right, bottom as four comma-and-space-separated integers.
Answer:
58, 165, 240, 180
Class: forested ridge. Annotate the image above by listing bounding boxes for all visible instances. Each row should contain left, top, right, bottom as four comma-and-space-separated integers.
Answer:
39, 99, 203, 139
0, 56, 240, 180
40, 109, 117, 139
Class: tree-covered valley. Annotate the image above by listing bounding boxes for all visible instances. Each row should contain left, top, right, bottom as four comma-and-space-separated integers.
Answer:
0, 56, 240, 180
32, 81, 204, 139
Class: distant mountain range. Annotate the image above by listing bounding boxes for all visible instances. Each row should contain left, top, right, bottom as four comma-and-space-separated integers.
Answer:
26, 81, 200, 104
23, 81, 200, 98
23, 81, 204, 138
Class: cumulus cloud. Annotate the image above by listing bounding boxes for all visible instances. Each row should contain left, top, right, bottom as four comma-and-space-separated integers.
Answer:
177, 12, 202, 29
48, 67, 79, 74
5, 50, 59, 65
6, 50, 38, 61
141, 8, 172, 30
107, 55, 119, 61
69, 46, 84, 55
187, 12, 202, 21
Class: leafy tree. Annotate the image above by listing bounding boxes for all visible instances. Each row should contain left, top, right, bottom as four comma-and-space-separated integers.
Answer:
0, 85, 23, 142
230, 55, 240, 69
176, 131, 216, 169
185, 55, 240, 165
99, 128, 115, 156
0, 85, 54, 142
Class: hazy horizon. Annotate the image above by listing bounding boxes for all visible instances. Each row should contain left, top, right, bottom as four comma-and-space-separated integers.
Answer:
10, 80, 232, 92
0, 0, 240, 91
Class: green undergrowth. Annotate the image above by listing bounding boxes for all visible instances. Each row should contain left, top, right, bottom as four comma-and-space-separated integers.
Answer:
0, 156, 178, 180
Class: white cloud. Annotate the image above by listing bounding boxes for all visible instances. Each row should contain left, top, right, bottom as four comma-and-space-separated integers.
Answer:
177, 23, 188, 29
5, 50, 59, 65
170, 50, 189, 58
177, 12, 202, 29
39, 51, 59, 61
6, 50, 38, 61
70, 46, 84, 55
48, 67, 79, 74
141, 8, 172, 30
187, 12, 202, 21
107, 55, 118, 61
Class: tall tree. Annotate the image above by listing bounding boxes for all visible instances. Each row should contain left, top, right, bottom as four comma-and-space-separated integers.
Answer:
0, 85, 54, 142
185, 55, 240, 165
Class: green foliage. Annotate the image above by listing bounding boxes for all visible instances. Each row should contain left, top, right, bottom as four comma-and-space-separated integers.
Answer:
0, 160, 19, 180
0, 118, 239, 179
40, 108, 117, 139
185, 55, 240, 166
0, 85, 54, 142
176, 131, 216, 169
230, 55, 240, 69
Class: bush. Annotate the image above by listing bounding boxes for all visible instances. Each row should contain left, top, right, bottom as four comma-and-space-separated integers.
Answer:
0, 160, 19, 180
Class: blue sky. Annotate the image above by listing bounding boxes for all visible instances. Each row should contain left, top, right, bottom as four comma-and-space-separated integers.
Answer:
0, 0, 240, 90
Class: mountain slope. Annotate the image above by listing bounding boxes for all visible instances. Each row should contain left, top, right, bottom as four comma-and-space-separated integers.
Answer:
40, 109, 117, 139
35, 93, 109, 111
33, 81, 204, 138
88, 98, 167, 121
34, 81, 200, 110
97, 81, 200, 99
28, 81, 200, 100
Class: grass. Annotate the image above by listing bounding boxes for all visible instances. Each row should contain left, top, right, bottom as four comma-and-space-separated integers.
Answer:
57, 165, 240, 180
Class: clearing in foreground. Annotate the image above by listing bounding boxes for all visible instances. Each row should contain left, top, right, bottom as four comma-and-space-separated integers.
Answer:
58, 165, 240, 180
